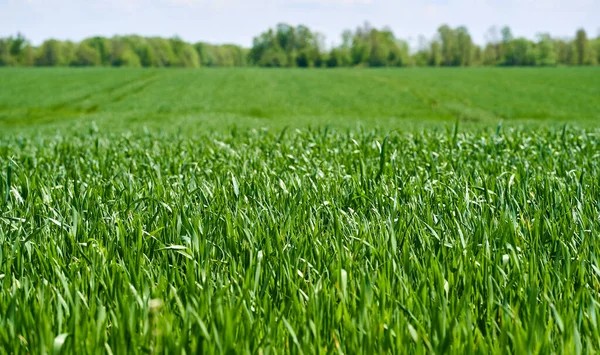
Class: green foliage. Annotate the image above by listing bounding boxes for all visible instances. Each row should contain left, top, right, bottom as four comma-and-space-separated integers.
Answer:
575, 29, 589, 65
169, 37, 200, 68
248, 24, 324, 67
214, 44, 248, 67
0, 39, 13, 66
147, 37, 176, 67
0, 34, 30, 66
327, 48, 351, 67
536, 34, 557, 66
83, 37, 111, 65
482, 43, 498, 65
349, 23, 411, 67
72, 43, 100, 66
593, 38, 600, 65
435, 25, 476, 66
194, 42, 246, 67
502, 38, 538, 66
1, 26, 599, 68
109, 37, 141, 67
135, 41, 156, 68
194, 42, 216, 66
36, 39, 66, 66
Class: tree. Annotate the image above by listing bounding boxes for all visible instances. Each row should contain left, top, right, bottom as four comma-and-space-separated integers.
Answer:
482, 43, 498, 65
136, 41, 156, 67
0, 33, 30, 66
249, 24, 323, 67
456, 26, 474, 66
575, 29, 590, 65
482, 26, 504, 65
429, 41, 442, 66
249, 28, 280, 66
498, 26, 514, 63
36, 39, 65, 66
61, 41, 77, 65
553, 39, 571, 65
19, 45, 35, 66
170, 37, 200, 67
436, 25, 474, 66
472, 45, 482, 66
296, 49, 313, 67
276, 24, 297, 66
72, 42, 100, 66
147, 38, 176, 67
366, 29, 389, 66
109, 38, 140, 67
222, 45, 247, 66
389, 40, 411, 66
568, 41, 580, 65
345, 23, 411, 67
195, 43, 217, 66
437, 25, 457, 65
536, 33, 556, 66
0, 39, 14, 65
326, 48, 343, 67
592, 37, 600, 65
2, 24, 600, 69
83, 37, 111, 65
260, 48, 288, 67
501, 26, 513, 43
503, 38, 537, 66
9, 33, 27, 59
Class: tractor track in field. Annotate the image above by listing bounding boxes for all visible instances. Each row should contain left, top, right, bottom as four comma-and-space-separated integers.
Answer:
50, 72, 160, 109
0, 73, 161, 126
342, 70, 502, 123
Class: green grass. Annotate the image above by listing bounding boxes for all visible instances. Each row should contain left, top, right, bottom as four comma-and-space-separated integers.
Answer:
1, 68, 600, 353
1, 67, 600, 132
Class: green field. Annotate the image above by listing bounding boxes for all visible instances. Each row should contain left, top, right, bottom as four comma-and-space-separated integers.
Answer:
2, 68, 600, 353
1, 67, 600, 132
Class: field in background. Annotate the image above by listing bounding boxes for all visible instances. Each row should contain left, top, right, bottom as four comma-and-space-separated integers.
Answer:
1, 67, 600, 132
1, 68, 600, 353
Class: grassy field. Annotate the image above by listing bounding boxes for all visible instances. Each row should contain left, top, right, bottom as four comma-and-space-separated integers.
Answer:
1, 67, 600, 131
1, 68, 600, 353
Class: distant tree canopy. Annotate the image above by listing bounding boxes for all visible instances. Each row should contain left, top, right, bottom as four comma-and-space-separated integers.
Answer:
248, 24, 324, 67
1, 24, 599, 68
0, 34, 245, 68
348, 23, 411, 67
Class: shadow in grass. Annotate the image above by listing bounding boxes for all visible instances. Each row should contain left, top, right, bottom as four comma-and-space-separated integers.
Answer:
245, 107, 271, 119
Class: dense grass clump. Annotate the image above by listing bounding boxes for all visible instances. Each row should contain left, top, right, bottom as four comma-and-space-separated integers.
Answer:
1, 125, 600, 353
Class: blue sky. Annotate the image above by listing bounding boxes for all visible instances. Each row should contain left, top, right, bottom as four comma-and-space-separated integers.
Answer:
1, 0, 598, 47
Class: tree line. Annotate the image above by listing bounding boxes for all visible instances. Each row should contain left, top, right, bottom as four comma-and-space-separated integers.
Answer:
0, 35, 247, 67
1, 23, 599, 68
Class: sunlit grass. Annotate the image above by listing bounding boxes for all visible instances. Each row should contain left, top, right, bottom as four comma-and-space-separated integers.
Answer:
1, 67, 600, 132
1, 123, 600, 353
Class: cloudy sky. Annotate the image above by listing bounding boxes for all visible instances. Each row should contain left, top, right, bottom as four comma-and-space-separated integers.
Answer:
1, 0, 598, 47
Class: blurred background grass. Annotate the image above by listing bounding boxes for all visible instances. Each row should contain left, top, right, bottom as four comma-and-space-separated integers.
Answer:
1, 67, 599, 134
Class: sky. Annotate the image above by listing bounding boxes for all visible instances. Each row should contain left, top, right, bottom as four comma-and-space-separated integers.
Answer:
1, 0, 599, 48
